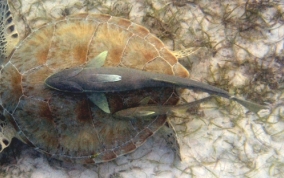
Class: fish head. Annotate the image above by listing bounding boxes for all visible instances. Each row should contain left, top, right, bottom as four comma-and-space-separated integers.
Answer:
45, 67, 84, 92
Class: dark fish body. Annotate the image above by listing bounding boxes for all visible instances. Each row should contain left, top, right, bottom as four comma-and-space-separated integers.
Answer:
45, 67, 232, 99
45, 66, 266, 113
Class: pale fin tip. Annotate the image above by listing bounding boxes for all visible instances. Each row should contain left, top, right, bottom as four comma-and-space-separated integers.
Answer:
86, 51, 108, 68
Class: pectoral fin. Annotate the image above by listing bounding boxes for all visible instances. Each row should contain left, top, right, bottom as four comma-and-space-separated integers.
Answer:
87, 93, 110, 113
85, 51, 108, 68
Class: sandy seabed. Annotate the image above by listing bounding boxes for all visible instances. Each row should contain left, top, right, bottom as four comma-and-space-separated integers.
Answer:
1, 0, 284, 177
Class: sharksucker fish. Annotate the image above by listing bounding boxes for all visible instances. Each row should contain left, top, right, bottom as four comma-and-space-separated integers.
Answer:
113, 96, 214, 120
45, 51, 266, 113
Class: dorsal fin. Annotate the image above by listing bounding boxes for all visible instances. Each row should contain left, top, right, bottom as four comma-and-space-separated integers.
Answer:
85, 51, 108, 68
0, 0, 19, 64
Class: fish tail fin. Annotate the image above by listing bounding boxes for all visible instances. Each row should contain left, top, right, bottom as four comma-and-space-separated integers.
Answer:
230, 96, 267, 113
